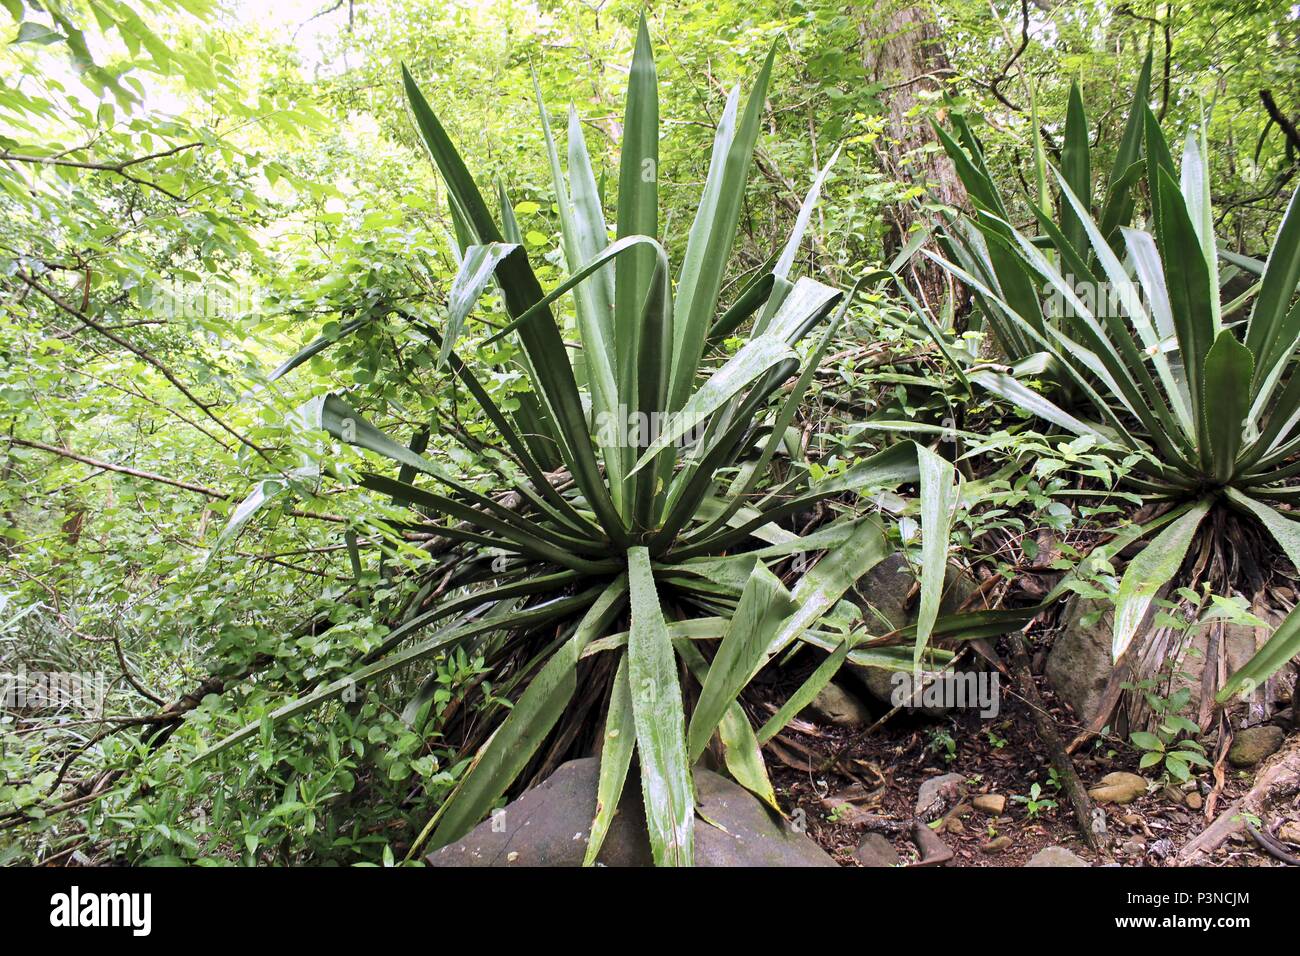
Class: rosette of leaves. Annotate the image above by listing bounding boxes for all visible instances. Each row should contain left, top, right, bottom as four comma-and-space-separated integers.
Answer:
928, 93, 1300, 704
202, 19, 967, 867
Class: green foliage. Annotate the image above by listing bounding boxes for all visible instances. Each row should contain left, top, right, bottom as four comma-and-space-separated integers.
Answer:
1, 0, 1297, 867
206, 22, 960, 867
934, 53, 1153, 378
1010, 782, 1057, 818
928, 88, 1300, 694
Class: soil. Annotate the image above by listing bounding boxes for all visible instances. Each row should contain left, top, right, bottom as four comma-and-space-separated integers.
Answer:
759, 659, 1282, 867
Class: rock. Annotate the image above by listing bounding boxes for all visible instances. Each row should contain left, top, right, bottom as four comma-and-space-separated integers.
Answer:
851, 553, 975, 631
849, 554, 977, 714
804, 681, 870, 728
1150, 838, 1175, 860
856, 665, 951, 718
1171, 621, 1272, 715
426, 758, 836, 867
853, 833, 901, 867
912, 820, 954, 866
1160, 784, 1184, 805
1046, 594, 1264, 724
981, 835, 1013, 853
1228, 726, 1285, 767
943, 816, 965, 834
1185, 791, 1203, 811
972, 793, 1006, 815
1120, 838, 1147, 856
1045, 596, 1120, 725
1024, 846, 1089, 867
1087, 771, 1148, 805
1278, 821, 1300, 845
916, 772, 967, 820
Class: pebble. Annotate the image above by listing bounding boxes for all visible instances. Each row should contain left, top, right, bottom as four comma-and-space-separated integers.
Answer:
1227, 725, 1285, 767
1149, 838, 1175, 859
853, 832, 901, 868
981, 836, 1013, 853
972, 793, 1006, 815
1087, 771, 1148, 805
916, 773, 967, 819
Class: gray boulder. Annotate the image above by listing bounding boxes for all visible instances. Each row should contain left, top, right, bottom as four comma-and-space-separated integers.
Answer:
426, 757, 837, 867
1045, 595, 1118, 726
1046, 594, 1262, 726
851, 553, 977, 633
849, 554, 977, 713
804, 681, 870, 728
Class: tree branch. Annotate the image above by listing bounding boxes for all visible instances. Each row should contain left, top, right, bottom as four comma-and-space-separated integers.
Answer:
1261, 91, 1300, 155
0, 142, 202, 201
3, 436, 229, 498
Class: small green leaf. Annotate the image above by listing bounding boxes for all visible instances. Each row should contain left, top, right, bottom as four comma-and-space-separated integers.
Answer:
1130, 731, 1164, 752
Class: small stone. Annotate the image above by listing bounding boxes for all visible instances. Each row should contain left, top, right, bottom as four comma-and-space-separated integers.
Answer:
972, 793, 1006, 815
1087, 771, 1148, 805
915, 772, 967, 819
1160, 784, 1184, 805
1024, 846, 1089, 867
1184, 791, 1203, 811
945, 816, 965, 834
981, 835, 1013, 854
506, 851, 519, 863
1227, 726, 1285, 768
1119, 813, 1142, 827
853, 832, 901, 867
804, 681, 871, 728
1149, 838, 1175, 860
1120, 839, 1146, 856
912, 821, 954, 866
1278, 821, 1300, 845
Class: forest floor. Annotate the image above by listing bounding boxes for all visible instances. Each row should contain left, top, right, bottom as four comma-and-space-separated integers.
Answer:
762, 675, 1277, 868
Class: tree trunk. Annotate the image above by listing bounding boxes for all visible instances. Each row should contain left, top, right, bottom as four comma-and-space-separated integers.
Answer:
863, 3, 968, 308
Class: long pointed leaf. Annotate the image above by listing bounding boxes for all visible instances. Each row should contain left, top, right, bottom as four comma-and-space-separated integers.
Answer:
626, 546, 693, 866
1112, 499, 1212, 660
584, 650, 636, 865
686, 561, 796, 760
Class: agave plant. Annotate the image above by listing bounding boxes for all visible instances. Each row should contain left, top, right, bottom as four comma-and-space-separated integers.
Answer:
928, 98, 1300, 704
931, 53, 1153, 392
201, 19, 963, 866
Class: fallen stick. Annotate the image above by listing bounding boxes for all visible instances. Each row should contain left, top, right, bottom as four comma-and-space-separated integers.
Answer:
1007, 630, 1110, 853
1179, 732, 1300, 864
1247, 823, 1300, 866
